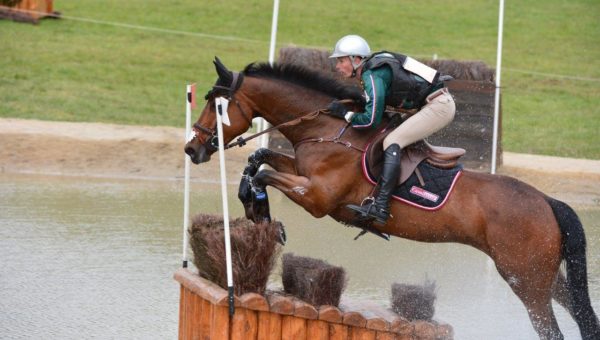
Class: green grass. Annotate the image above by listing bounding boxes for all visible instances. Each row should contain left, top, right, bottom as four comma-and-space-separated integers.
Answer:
1, 0, 599, 158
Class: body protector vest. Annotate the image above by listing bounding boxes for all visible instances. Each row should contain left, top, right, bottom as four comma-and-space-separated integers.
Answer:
363, 51, 441, 108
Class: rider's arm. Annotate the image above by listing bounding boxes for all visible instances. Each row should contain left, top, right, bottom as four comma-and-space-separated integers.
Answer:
350, 67, 392, 129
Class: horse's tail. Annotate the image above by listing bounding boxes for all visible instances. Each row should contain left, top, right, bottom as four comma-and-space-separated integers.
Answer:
546, 197, 600, 339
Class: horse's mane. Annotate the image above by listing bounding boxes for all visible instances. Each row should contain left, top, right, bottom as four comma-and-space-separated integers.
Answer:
242, 62, 364, 103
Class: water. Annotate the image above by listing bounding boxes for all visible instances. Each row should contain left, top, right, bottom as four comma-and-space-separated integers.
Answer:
1, 173, 598, 339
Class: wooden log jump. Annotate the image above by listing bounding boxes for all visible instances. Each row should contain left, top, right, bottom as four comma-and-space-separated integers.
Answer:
175, 268, 453, 340
0, 0, 58, 24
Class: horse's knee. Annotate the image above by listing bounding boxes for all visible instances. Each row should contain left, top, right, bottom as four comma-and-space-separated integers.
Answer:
242, 163, 258, 178
244, 148, 271, 177
248, 147, 270, 166
252, 171, 267, 188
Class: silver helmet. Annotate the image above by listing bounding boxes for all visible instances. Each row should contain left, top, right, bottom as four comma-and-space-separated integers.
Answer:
329, 35, 371, 59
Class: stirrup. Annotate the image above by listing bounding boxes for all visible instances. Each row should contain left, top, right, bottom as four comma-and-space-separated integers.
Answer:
367, 207, 390, 224
346, 198, 390, 224
347, 202, 375, 218
347, 197, 375, 219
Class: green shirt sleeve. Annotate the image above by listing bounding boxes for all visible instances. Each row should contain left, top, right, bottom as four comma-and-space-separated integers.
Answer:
350, 66, 392, 129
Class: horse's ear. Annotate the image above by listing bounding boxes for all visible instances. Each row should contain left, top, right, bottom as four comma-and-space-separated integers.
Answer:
213, 56, 233, 86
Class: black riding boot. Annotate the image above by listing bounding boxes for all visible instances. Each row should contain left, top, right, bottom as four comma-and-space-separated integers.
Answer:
347, 144, 402, 224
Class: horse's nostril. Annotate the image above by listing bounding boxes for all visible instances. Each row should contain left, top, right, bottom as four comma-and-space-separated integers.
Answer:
184, 146, 195, 157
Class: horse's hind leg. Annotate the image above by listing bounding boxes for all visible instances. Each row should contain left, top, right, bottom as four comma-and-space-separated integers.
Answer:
496, 267, 563, 339
488, 213, 564, 339
495, 256, 564, 340
525, 299, 563, 340
552, 270, 575, 318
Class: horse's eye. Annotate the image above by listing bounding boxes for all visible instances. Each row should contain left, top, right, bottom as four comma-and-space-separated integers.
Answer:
210, 136, 219, 148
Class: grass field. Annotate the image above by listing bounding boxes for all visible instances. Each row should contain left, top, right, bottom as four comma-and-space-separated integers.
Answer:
1, 0, 599, 158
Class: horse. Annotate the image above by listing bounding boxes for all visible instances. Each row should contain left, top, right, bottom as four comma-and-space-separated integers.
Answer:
184, 57, 599, 340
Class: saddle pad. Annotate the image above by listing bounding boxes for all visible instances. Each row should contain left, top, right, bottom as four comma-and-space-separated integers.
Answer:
364, 160, 463, 211
392, 162, 462, 210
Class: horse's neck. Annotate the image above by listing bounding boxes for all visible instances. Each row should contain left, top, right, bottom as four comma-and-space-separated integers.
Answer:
250, 81, 332, 145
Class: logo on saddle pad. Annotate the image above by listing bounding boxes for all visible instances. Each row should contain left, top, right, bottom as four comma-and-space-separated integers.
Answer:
409, 186, 440, 203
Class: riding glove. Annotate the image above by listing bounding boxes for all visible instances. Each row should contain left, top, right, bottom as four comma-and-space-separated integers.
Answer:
326, 100, 348, 119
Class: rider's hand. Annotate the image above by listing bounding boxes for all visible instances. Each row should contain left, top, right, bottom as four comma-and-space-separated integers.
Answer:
326, 100, 348, 119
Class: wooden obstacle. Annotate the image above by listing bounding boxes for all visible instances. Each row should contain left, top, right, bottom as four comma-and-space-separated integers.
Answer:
175, 268, 453, 339
0, 0, 58, 24
183, 216, 453, 338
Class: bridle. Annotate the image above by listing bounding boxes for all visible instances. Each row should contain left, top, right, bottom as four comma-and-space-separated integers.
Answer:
192, 97, 253, 151
190, 71, 253, 151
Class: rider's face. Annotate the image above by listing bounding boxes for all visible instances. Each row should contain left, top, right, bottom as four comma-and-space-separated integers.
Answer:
335, 56, 355, 78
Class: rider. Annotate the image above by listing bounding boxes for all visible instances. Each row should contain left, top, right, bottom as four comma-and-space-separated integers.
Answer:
327, 34, 456, 224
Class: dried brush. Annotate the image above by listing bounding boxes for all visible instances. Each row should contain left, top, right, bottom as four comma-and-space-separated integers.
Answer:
391, 280, 437, 321
189, 213, 282, 296
282, 253, 347, 307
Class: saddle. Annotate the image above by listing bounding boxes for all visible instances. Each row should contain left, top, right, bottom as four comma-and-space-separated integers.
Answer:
349, 118, 466, 240
364, 122, 466, 185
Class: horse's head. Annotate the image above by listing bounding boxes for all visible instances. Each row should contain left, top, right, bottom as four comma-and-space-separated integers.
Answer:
184, 57, 255, 164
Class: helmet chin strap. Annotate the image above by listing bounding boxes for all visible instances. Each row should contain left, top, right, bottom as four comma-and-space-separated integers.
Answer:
350, 56, 365, 77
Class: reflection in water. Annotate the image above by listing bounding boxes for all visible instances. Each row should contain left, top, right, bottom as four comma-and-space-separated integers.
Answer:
1, 173, 598, 339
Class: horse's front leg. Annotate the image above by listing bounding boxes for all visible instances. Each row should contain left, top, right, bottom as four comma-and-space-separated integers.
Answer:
243, 147, 297, 176
238, 148, 297, 222
253, 169, 338, 218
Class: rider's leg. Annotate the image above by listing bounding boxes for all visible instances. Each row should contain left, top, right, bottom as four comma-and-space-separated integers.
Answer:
347, 143, 401, 223
347, 91, 456, 224
383, 90, 455, 150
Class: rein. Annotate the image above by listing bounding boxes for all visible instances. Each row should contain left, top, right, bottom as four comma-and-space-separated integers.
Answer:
228, 97, 363, 152
294, 123, 366, 153
224, 109, 324, 149
193, 101, 328, 151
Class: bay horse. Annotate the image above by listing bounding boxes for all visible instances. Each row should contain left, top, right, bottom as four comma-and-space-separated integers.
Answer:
184, 57, 599, 340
